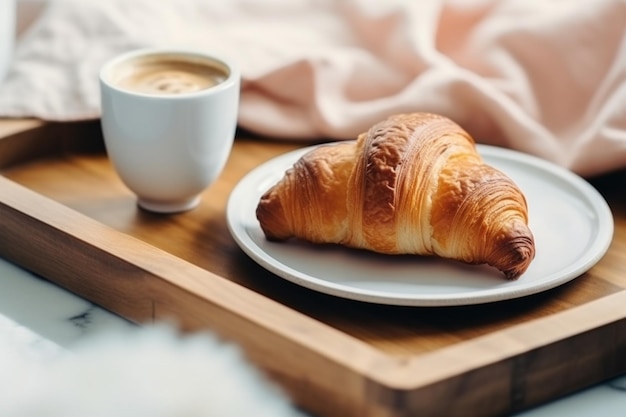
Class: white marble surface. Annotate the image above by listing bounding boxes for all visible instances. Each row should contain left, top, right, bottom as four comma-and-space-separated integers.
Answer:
1, 256, 625, 416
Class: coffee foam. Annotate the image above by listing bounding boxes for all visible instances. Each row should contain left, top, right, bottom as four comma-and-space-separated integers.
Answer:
111, 55, 228, 95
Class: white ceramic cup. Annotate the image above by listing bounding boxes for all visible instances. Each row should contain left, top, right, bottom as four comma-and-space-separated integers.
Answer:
99, 48, 240, 213
0, 0, 15, 84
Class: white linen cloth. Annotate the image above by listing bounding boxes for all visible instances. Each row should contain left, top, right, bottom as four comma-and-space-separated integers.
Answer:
1, 0, 626, 176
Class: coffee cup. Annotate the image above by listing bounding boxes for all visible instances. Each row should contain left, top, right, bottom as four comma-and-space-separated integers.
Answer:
0, 0, 15, 84
99, 48, 240, 213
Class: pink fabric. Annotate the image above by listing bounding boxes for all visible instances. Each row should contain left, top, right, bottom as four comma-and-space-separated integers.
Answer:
2, 0, 626, 176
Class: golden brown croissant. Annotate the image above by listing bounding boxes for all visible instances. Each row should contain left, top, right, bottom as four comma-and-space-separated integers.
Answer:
256, 113, 535, 279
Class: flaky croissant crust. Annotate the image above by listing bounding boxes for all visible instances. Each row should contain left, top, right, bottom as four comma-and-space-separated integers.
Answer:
256, 113, 535, 279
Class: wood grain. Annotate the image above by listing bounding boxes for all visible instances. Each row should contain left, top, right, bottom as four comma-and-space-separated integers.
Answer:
1, 120, 625, 417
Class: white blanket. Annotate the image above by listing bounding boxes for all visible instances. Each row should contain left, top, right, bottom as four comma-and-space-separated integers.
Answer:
0, 323, 303, 417
2, 0, 626, 176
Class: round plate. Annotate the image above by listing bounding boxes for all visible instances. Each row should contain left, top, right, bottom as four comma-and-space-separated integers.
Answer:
226, 143, 614, 306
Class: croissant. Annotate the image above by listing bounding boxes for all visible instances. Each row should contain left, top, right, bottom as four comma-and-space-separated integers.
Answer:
256, 113, 535, 279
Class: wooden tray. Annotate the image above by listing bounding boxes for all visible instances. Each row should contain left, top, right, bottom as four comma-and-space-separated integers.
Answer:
1, 119, 625, 417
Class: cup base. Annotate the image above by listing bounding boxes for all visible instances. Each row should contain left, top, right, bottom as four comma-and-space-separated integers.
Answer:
137, 195, 201, 214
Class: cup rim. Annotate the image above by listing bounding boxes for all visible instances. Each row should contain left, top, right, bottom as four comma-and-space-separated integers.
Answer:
99, 47, 240, 99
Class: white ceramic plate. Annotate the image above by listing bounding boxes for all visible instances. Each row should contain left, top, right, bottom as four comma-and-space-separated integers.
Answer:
226, 144, 614, 306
